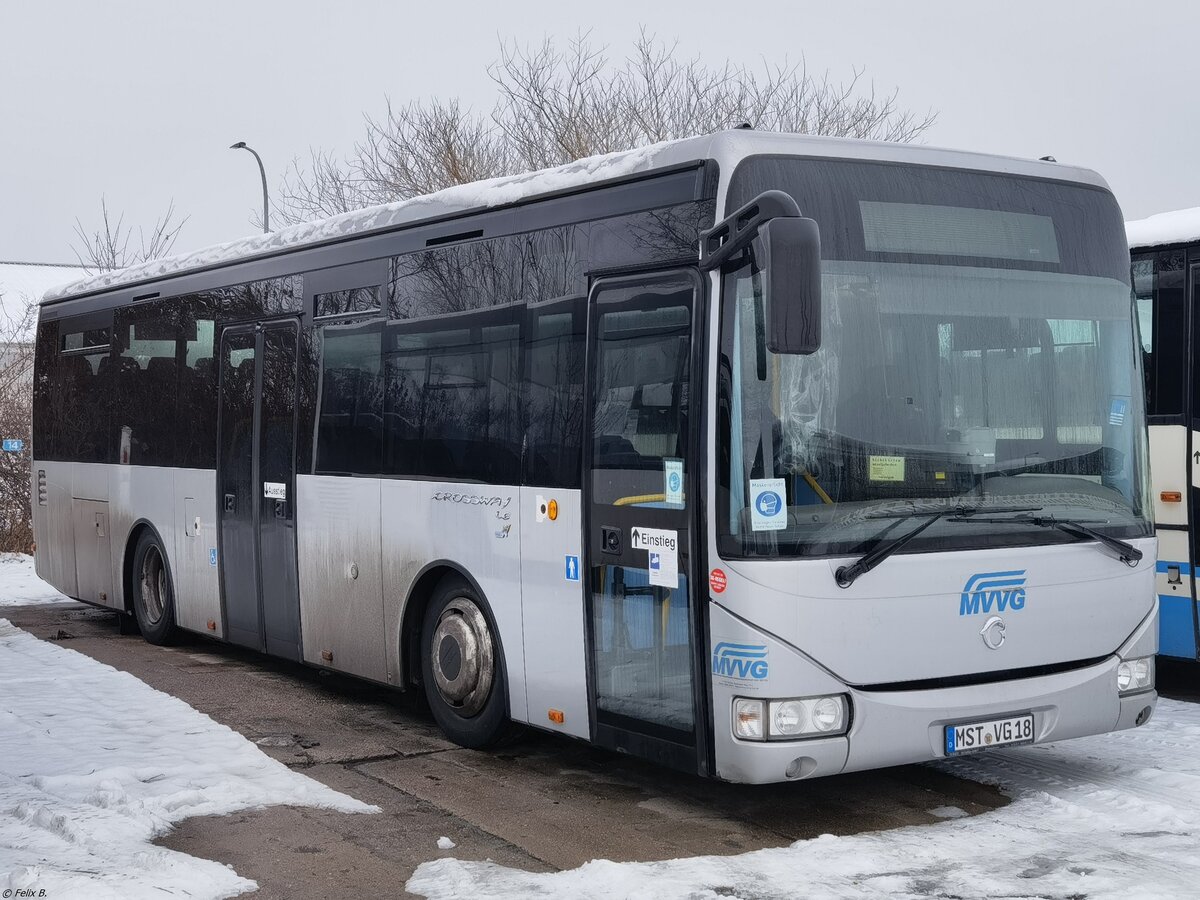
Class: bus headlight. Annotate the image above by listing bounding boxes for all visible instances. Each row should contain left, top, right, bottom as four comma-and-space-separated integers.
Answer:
1117, 656, 1154, 695
733, 695, 849, 740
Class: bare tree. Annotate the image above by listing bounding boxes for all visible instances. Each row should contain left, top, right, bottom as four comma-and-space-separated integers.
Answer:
72, 196, 188, 273
0, 299, 37, 552
274, 30, 936, 226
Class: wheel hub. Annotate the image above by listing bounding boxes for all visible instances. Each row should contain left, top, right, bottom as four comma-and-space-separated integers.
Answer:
139, 546, 166, 626
430, 598, 494, 716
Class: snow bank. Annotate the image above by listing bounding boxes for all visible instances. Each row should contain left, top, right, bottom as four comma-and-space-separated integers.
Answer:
409, 699, 1200, 899
0, 619, 377, 899
44, 140, 684, 303
0, 554, 74, 607
1127, 206, 1200, 249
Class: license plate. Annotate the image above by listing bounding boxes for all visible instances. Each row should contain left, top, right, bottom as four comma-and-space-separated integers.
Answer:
944, 713, 1034, 755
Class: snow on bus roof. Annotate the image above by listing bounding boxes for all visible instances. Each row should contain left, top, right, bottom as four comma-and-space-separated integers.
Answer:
44, 129, 1110, 304
1127, 206, 1200, 250
43, 137, 695, 304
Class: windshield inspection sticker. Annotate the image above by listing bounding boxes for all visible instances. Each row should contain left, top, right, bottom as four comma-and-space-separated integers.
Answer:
1109, 397, 1129, 426
869, 455, 906, 482
749, 478, 787, 531
664, 458, 684, 507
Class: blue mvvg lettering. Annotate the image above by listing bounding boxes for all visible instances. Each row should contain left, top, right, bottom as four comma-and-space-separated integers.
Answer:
712, 642, 769, 680
959, 570, 1027, 616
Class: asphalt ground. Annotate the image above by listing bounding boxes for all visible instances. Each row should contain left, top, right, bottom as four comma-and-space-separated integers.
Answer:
12, 600, 1136, 899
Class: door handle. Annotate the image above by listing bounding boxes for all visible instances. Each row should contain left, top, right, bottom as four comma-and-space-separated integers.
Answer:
224, 493, 236, 513
274, 499, 288, 519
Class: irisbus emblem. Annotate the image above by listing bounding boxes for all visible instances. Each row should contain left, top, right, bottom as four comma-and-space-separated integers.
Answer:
959, 570, 1027, 616
712, 642, 769, 680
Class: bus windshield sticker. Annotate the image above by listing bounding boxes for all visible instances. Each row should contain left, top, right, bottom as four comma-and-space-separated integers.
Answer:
263, 482, 287, 500
749, 478, 787, 531
648, 546, 678, 588
1108, 397, 1128, 426
868, 456, 906, 482
664, 458, 684, 507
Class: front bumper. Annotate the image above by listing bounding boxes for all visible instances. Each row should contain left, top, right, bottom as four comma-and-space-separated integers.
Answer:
709, 604, 1158, 784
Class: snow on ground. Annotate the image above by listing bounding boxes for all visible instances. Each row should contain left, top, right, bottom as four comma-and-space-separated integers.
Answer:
409, 698, 1200, 900
0, 554, 75, 606
0, 618, 378, 899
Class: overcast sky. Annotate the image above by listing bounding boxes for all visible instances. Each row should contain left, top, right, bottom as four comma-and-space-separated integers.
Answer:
2, 0, 1196, 264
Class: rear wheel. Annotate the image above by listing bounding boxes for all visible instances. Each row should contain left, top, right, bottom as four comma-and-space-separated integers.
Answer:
420, 577, 511, 748
131, 530, 178, 645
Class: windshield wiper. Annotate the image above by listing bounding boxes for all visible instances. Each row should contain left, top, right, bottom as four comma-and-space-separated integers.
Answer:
835, 504, 1043, 589
949, 514, 1143, 566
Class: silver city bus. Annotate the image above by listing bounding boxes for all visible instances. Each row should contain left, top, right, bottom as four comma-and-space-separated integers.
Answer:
1129, 207, 1200, 662
32, 131, 1157, 782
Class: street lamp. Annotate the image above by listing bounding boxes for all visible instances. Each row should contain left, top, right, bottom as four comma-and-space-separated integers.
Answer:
229, 141, 270, 233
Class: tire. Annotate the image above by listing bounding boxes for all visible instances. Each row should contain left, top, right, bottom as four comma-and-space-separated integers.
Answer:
420, 576, 512, 749
130, 530, 178, 646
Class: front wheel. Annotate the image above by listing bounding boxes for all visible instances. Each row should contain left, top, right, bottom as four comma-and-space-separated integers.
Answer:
420, 578, 511, 748
130, 530, 178, 645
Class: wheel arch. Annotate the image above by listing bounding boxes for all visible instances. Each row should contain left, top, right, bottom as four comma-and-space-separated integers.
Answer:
397, 559, 508, 700
121, 518, 175, 615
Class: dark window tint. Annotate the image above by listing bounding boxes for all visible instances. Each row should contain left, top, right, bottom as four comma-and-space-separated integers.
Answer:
383, 306, 521, 483
1135, 250, 1187, 418
587, 202, 715, 273
388, 237, 528, 319
523, 296, 585, 487
208, 276, 301, 323
591, 293, 692, 506
38, 316, 112, 462
60, 327, 110, 351
260, 325, 299, 486
113, 302, 180, 466
729, 157, 1130, 282
178, 295, 218, 468
315, 286, 380, 318
316, 323, 383, 474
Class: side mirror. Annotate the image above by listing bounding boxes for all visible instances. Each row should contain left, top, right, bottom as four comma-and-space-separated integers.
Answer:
759, 216, 822, 355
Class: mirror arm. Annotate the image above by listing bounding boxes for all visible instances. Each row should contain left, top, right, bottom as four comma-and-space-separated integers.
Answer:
698, 190, 802, 271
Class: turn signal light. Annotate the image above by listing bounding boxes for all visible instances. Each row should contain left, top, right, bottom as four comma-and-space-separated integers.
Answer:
1161, 491, 1182, 503
548, 499, 558, 521
548, 709, 565, 724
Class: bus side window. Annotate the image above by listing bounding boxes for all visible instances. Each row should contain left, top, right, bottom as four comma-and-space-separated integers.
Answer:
383, 242, 524, 484
1138, 250, 1186, 418
179, 295, 217, 469
315, 322, 383, 475
48, 319, 112, 463
523, 297, 585, 489
113, 301, 180, 466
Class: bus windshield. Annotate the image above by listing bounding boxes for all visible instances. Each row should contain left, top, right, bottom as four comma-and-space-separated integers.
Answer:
718, 159, 1152, 559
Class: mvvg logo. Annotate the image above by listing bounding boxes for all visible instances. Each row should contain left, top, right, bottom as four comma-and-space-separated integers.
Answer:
712, 642, 769, 680
959, 570, 1027, 616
